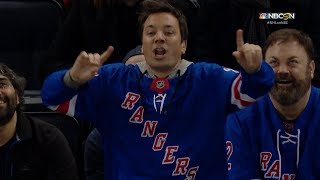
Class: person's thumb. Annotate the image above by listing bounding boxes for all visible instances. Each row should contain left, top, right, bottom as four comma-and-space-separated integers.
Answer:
232, 51, 242, 62
100, 46, 114, 65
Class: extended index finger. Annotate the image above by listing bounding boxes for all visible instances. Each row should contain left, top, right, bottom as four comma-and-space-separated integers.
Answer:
236, 29, 244, 51
100, 46, 114, 65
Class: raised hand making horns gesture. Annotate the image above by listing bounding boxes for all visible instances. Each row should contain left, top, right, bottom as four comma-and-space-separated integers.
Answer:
68, 46, 114, 85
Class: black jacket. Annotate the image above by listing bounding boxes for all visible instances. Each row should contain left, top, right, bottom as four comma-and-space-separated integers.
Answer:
1, 112, 78, 180
187, 0, 237, 69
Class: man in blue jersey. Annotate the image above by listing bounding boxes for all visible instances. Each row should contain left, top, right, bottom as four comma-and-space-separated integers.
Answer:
226, 28, 320, 179
41, 0, 274, 179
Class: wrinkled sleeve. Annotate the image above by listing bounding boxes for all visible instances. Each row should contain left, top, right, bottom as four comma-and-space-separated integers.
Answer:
229, 61, 274, 110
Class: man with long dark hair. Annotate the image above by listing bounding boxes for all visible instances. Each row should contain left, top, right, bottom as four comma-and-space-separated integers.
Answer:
0, 63, 78, 179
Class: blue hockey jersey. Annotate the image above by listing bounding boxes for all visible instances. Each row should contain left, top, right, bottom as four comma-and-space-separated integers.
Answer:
42, 60, 274, 179
226, 87, 320, 180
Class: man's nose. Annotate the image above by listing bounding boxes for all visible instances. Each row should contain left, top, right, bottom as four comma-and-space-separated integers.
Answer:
276, 64, 290, 74
154, 32, 165, 43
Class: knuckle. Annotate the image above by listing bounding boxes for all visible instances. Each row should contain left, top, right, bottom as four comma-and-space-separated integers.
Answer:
242, 47, 249, 53
79, 51, 87, 58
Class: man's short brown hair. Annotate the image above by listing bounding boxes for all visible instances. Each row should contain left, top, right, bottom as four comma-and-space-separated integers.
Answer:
138, 0, 188, 42
263, 29, 315, 61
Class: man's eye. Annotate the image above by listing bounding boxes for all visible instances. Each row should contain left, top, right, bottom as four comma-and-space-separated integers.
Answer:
268, 60, 277, 65
165, 31, 174, 35
289, 60, 298, 64
0, 82, 8, 88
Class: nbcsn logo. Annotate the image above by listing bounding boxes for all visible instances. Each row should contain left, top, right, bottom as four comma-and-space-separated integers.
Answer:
259, 13, 295, 21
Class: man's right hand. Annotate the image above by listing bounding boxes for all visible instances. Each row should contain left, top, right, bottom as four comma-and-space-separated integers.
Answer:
232, 30, 263, 74
69, 46, 114, 85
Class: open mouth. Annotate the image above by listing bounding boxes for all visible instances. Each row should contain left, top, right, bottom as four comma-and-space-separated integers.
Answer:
0, 100, 6, 106
276, 80, 293, 87
276, 80, 292, 84
154, 47, 166, 59
0, 96, 7, 105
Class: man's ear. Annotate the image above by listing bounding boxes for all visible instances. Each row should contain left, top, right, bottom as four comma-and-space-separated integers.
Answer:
309, 60, 315, 79
16, 94, 20, 104
181, 40, 187, 54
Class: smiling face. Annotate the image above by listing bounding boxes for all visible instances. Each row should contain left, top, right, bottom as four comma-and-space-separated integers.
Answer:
0, 75, 19, 126
265, 40, 315, 106
142, 12, 187, 77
